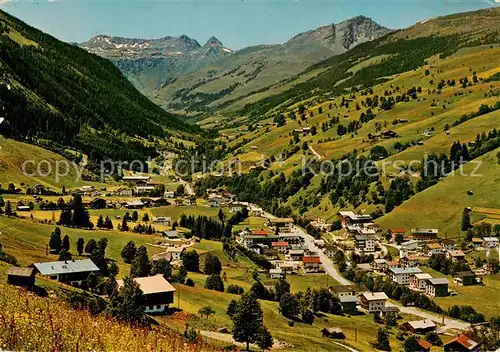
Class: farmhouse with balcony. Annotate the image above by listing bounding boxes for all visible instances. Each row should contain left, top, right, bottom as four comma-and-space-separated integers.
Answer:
359, 292, 388, 312
32, 259, 99, 285
117, 275, 175, 314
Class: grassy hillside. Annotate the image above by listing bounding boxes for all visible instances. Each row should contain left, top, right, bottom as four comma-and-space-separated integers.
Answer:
0, 9, 195, 165
0, 275, 211, 351
0, 137, 101, 188
377, 148, 500, 236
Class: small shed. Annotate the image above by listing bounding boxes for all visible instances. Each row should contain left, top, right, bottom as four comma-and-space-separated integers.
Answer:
6, 266, 36, 290
321, 327, 345, 339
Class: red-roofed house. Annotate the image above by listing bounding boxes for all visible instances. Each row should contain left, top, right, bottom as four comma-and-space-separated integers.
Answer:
303, 256, 321, 273
271, 241, 289, 253
444, 333, 481, 352
252, 229, 270, 236
417, 339, 432, 352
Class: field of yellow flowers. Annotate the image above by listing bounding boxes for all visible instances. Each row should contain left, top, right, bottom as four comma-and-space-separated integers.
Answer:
0, 283, 217, 351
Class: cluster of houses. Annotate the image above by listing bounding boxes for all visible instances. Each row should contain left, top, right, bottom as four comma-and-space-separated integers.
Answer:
338, 211, 380, 253
5, 258, 176, 315
369, 258, 451, 297
238, 218, 326, 275
395, 228, 499, 276
73, 176, 179, 201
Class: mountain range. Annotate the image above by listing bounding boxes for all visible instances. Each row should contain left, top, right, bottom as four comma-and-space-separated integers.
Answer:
80, 16, 392, 117
80, 34, 234, 95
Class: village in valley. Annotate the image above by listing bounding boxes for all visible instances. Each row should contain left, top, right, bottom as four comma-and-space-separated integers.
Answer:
1, 171, 499, 352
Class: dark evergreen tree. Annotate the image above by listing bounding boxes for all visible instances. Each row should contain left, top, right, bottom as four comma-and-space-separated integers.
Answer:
97, 215, 105, 228
104, 216, 114, 229
76, 238, 85, 256
90, 249, 108, 276
61, 235, 70, 252
85, 239, 97, 255
130, 246, 151, 278
182, 249, 200, 272
151, 258, 172, 277
231, 293, 266, 351
204, 274, 224, 292
58, 249, 72, 261
121, 241, 137, 264
203, 253, 222, 275
49, 227, 62, 253
98, 238, 108, 256
108, 276, 146, 326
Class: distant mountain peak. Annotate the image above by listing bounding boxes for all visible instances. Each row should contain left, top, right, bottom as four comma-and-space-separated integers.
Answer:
204, 36, 223, 47
286, 15, 392, 51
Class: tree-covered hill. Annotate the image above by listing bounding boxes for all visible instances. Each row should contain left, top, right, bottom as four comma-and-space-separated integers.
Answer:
0, 10, 195, 164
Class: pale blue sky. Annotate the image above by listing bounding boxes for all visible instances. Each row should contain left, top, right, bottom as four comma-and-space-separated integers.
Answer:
0, 0, 496, 49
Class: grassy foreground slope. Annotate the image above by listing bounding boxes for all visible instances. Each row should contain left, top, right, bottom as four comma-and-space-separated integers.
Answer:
164, 284, 404, 352
377, 148, 500, 236
0, 278, 210, 352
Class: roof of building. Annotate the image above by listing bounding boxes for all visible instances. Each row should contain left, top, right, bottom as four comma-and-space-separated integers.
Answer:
417, 338, 433, 350
380, 306, 400, 313
483, 237, 499, 241
447, 250, 465, 257
411, 228, 439, 234
387, 261, 400, 267
454, 271, 476, 278
271, 241, 289, 247
117, 274, 175, 295
413, 273, 433, 280
6, 266, 35, 277
427, 278, 449, 285
443, 334, 479, 351
303, 256, 321, 264
354, 234, 377, 241
338, 211, 372, 221
152, 252, 172, 261
390, 228, 408, 233
162, 231, 179, 238
339, 295, 358, 303
374, 259, 387, 264
360, 292, 388, 301
288, 249, 304, 255
401, 240, 420, 246
251, 230, 270, 236
122, 176, 151, 180
269, 268, 283, 274
330, 284, 368, 293
404, 319, 436, 330
165, 247, 185, 253
426, 243, 442, 250
33, 259, 99, 276
126, 200, 144, 206
267, 218, 294, 225
322, 327, 344, 334
390, 267, 423, 275
471, 237, 483, 243
153, 216, 171, 221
